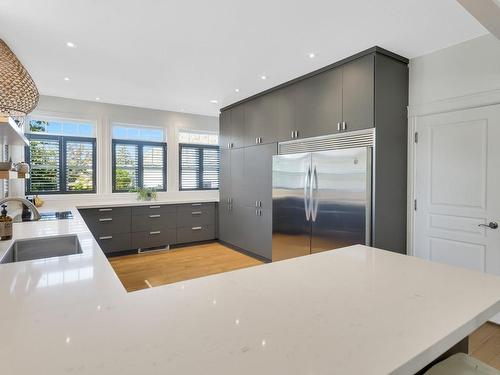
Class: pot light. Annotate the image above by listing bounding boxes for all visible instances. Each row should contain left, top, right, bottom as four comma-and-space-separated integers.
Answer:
209, 99, 218, 104
308, 52, 316, 59
235, 88, 240, 93
66, 42, 76, 48
95, 97, 101, 101
64, 77, 70, 81
260, 75, 267, 80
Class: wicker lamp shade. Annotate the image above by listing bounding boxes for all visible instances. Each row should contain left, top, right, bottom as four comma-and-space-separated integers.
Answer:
0, 39, 39, 118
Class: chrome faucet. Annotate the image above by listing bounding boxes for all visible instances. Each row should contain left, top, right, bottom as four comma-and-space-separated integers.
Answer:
0, 197, 41, 221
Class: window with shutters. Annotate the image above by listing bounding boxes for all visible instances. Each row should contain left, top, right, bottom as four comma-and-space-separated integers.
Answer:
25, 119, 97, 194
178, 131, 219, 190
112, 124, 166, 192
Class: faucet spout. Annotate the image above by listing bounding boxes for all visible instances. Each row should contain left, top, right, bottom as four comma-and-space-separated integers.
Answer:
0, 197, 41, 221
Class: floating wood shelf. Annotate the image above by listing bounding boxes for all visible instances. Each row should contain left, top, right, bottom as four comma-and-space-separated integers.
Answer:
0, 170, 29, 180
0, 116, 29, 146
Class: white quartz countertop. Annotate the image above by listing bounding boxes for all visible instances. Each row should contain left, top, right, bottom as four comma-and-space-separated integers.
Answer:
74, 197, 218, 209
1, 208, 500, 374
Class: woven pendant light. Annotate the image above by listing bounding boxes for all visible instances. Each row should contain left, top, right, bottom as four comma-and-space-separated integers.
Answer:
0, 39, 39, 121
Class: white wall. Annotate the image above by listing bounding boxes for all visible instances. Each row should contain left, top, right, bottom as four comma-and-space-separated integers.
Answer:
409, 34, 500, 108
12, 95, 219, 206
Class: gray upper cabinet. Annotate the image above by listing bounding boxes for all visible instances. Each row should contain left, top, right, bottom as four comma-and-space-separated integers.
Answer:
341, 54, 375, 131
244, 94, 278, 146
293, 67, 343, 139
230, 105, 246, 149
219, 110, 231, 150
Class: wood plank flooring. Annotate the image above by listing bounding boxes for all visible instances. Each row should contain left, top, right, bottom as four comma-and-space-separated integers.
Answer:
109, 242, 263, 292
109, 242, 500, 369
470, 322, 500, 370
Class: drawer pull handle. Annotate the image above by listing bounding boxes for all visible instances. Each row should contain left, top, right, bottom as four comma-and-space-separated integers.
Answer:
192, 226, 202, 231
150, 231, 161, 235
99, 208, 112, 212
149, 205, 161, 209
191, 211, 202, 215
99, 218, 113, 222
149, 214, 161, 218
191, 203, 202, 206
99, 236, 113, 240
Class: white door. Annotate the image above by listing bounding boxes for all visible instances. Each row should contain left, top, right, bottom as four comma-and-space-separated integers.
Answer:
414, 105, 500, 321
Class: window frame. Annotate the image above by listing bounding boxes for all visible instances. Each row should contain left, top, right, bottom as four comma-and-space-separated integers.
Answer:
25, 133, 97, 195
178, 143, 220, 191
112, 139, 167, 193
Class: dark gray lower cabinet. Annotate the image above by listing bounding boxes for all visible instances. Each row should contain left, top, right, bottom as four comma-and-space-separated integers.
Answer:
80, 202, 216, 254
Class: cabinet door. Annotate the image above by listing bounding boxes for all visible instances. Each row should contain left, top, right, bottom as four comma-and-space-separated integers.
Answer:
342, 54, 375, 131
230, 104, 246, 149
244, 93, 279, 146
219, 148, 231, 204
218, 202, 235, 245
219, 110, 231, 150
293, 67, 342, 139
244, 208, 272, 260
275, 86, 296, 142
243, 143, 277, 209
229, 148, 245, 206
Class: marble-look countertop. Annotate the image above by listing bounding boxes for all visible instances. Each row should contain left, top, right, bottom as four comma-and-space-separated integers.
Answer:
1, 206, 500, 374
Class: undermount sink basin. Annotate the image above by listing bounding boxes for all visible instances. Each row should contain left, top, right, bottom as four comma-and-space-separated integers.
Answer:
0, 235, 82, 264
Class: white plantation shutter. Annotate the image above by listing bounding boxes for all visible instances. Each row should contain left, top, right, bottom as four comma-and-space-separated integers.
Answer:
143, 145, 165, 189
179, 144, 219, 190
113, 143, 139, 191
28, 137, 61, 192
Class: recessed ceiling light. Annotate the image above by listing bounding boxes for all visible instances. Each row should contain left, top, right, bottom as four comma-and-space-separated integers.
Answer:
260, 75, 267, 80
308, 52, 316, 59
235, 88, 240, 93
95, 97, 101, 101
209, 99, 218, 104
64, 77, 70, 81
66, 42, 76, 48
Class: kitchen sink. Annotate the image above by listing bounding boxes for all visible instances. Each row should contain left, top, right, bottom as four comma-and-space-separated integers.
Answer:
0, 235, 82, 264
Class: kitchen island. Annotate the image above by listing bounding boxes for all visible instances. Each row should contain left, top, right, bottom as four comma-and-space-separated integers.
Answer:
1, 205, 500, 374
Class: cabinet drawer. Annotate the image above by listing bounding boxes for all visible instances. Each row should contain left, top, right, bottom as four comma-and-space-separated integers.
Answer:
79, 206, 131, 218
177, 202, 215, 212
177, 207, 215, 227
177, 225, 215, 244
131, 212, 177, 232
131, 229, 176, 249
85, 215, 131, 235
96, 233, 131, 254
131, 204, 177, 216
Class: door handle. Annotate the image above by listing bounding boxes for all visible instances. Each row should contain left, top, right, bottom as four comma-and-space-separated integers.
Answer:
337, 122, 341, 131
342, 121, 347, 131
310, 165, 319, 222
304, 166, 311, 221
479, 222, 499, 229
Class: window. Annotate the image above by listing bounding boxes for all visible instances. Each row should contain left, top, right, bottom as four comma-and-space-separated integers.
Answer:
25, 119, 96, 194
112, 124, 166, 192
179, 131, 220, 190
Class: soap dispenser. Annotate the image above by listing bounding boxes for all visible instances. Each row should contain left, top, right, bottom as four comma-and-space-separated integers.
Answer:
0, 204, 12, 240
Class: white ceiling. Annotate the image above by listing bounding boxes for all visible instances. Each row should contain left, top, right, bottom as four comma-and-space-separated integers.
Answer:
0, 0, 488, 116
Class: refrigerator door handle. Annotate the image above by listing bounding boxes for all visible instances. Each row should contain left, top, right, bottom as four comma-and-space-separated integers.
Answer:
304, 166, 311, 221
311, 165, 319, 221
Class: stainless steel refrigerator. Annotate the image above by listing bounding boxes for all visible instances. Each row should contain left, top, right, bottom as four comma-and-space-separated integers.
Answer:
272, 146, 371, 261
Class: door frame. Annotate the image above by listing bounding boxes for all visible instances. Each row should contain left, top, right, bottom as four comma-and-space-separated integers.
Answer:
407, 88, 500, 256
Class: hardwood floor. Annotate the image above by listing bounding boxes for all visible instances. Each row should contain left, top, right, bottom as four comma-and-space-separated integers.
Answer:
109, 242, 264, 292
470, 322, 500, 370
109, 242, 500, 369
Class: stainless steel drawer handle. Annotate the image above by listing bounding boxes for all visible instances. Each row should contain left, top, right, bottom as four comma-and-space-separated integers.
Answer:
191, 203, 202, 206
99, 236, 113, 240
149, 205, 161, 209
342, 121, 347, 131
192, 226, 202, 231
191, 211, 202, 215
149, 214, 161, 218
99, 218, 113, 222
99, 208, 112, 212
150, 231, 161, 235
